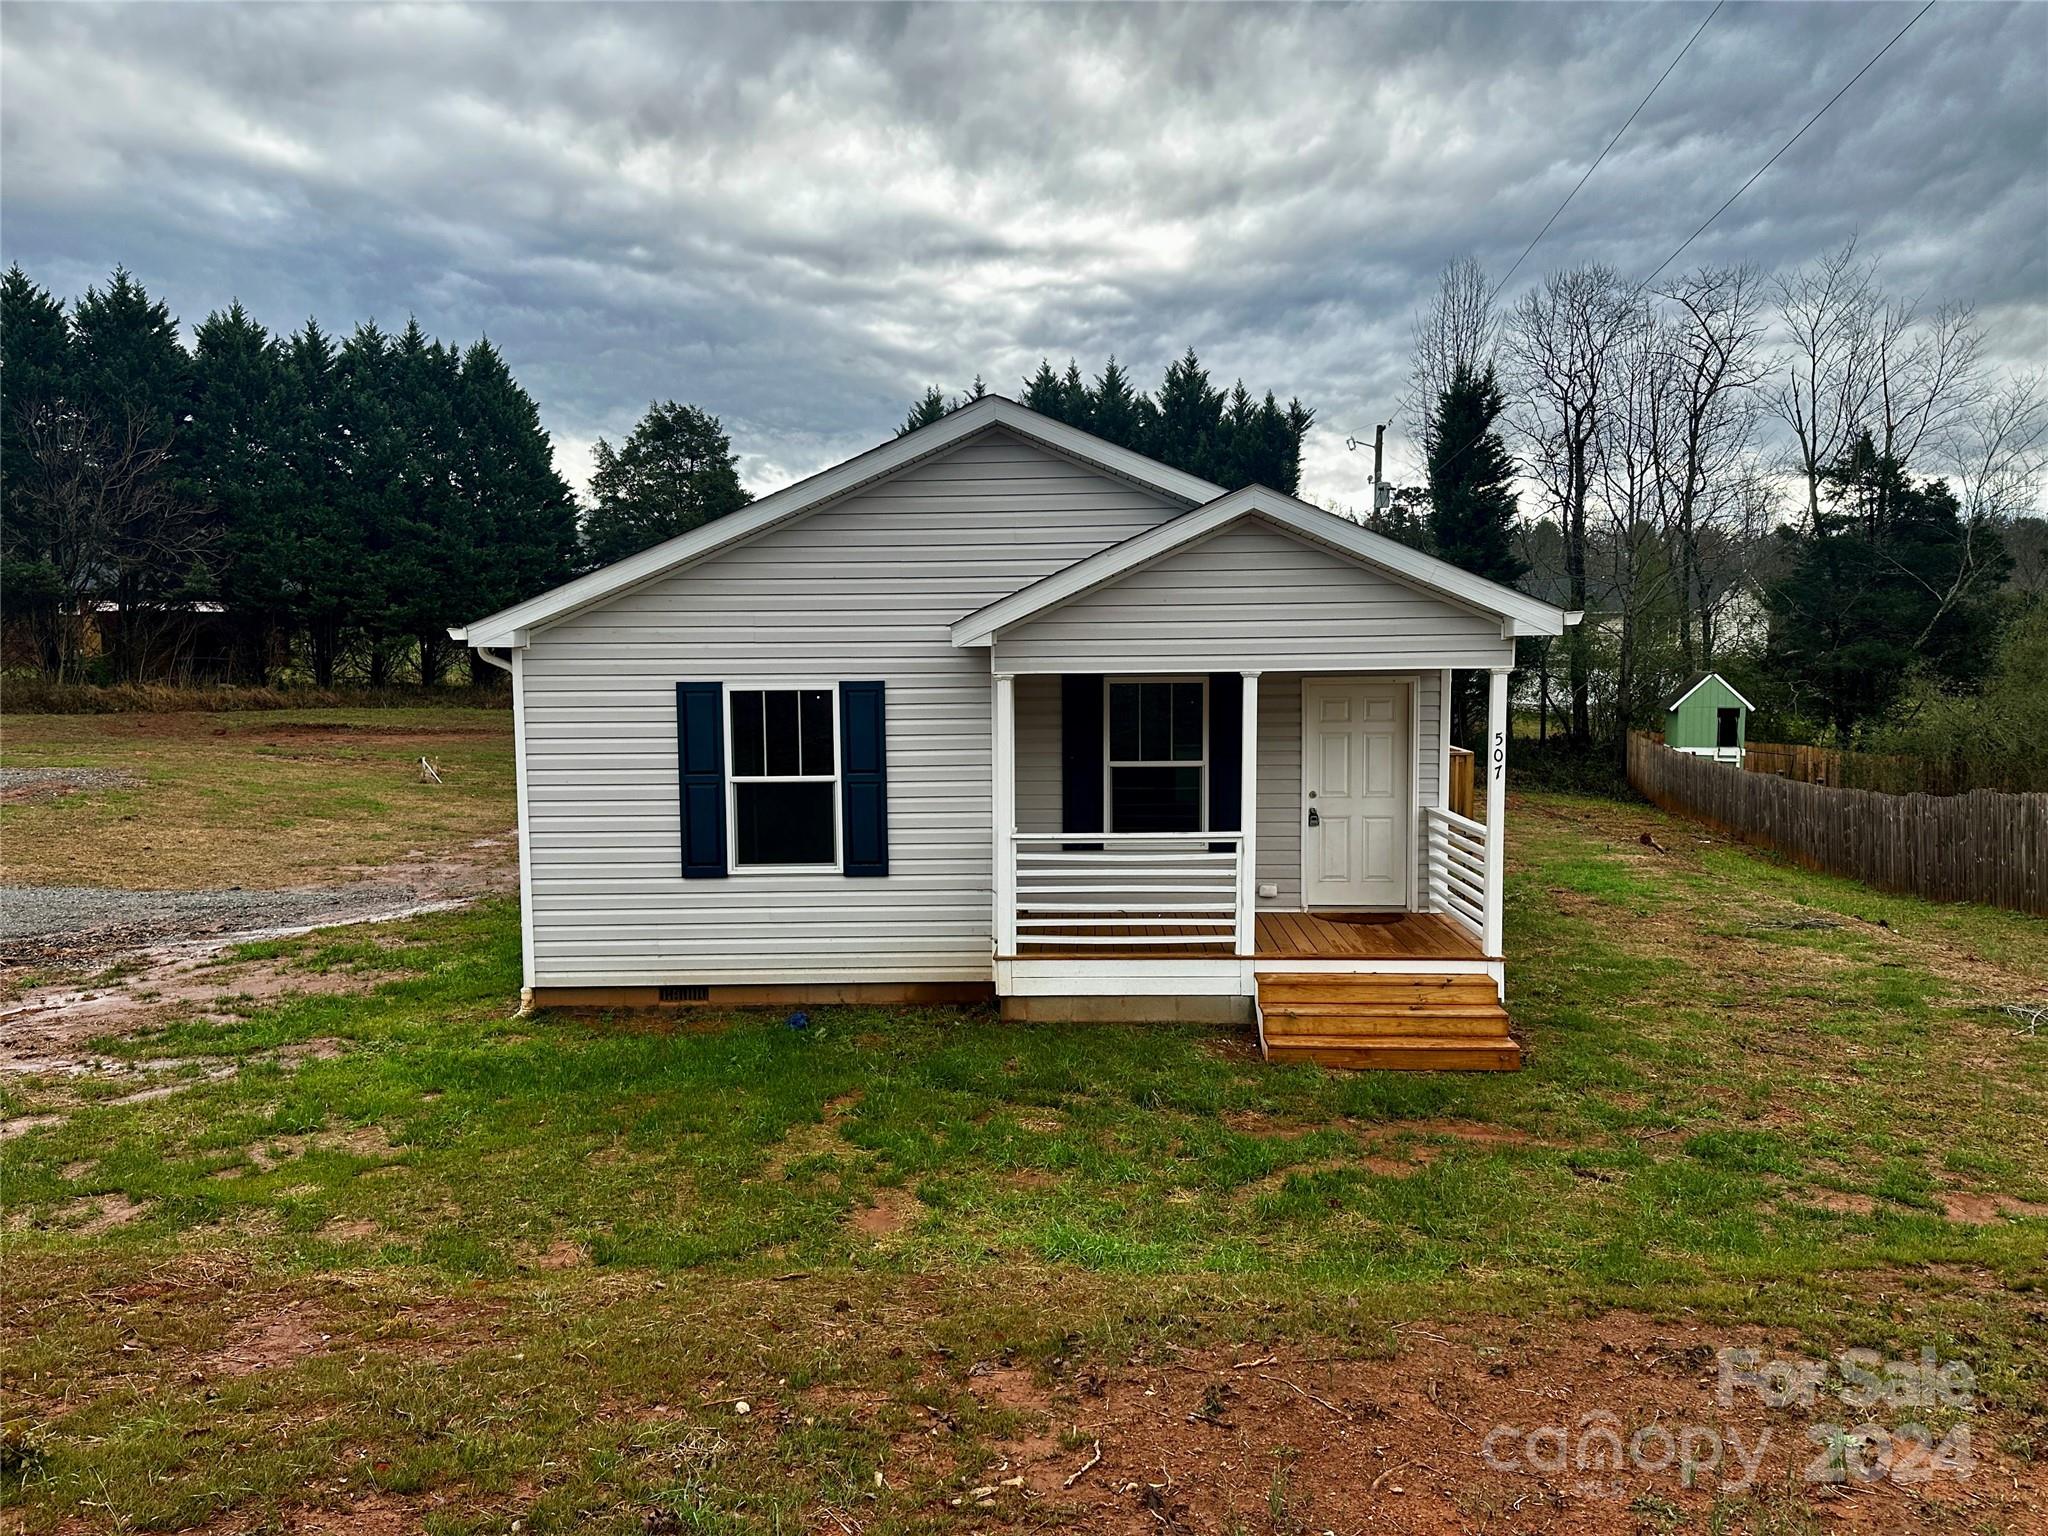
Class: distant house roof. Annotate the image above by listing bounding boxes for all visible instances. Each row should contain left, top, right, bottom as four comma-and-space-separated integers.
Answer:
1666, 671, 1756, 714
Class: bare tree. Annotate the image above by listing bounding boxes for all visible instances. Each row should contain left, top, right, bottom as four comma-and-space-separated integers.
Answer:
1507, 263, 1635, 743
1767, 240, 1879, 527
1656, 265, 1769, 668
1872, 297, 1984, 473
1408, 256, 1498, 445
14, 408, 211, 682
1905, 371, 2048, 640
1591, 294, 1682, 746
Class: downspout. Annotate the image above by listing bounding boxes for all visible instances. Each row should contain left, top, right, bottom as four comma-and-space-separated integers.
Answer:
450, 626, 529, 1012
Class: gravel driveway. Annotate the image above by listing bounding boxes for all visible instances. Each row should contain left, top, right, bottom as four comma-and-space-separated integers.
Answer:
0, 882, 450, 968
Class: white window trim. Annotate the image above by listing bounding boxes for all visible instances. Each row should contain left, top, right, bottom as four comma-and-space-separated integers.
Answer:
725, 682, 843, 874
1103, 675, 1209, 834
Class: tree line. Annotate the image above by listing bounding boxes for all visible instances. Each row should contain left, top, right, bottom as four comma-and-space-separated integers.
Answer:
901, 349, 1316, 495
2, 265, 580, 686
1375, 245, 2046, 778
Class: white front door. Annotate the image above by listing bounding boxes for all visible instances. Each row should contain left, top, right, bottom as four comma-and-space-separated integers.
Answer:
1303, 678, 1409, 908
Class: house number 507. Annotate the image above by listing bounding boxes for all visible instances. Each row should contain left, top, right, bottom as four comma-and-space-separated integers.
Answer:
1493, 730, 1506, 781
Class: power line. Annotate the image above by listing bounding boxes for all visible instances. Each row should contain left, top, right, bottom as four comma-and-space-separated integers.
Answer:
1489, 0, 1725, 305
1640, 0, 1939, 286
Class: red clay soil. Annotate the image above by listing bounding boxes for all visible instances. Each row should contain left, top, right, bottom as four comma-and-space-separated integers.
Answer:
944, 1312, 2041, 1534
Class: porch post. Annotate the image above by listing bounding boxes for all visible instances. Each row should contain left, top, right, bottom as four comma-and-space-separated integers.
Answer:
992, 671, 1017, 958
1236, 671, 1260, 957
1483, 665, 1509, 959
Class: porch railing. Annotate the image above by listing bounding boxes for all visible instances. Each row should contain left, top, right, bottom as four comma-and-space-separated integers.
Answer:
1424, 807, 1489, 944
1005, 831, 1244, 954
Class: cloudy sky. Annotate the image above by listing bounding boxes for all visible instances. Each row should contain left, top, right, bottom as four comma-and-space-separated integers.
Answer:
4, 1, 2043, 506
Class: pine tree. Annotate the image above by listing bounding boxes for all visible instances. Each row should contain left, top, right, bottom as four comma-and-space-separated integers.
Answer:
581, 401, 751, 569
1148, 348, 1223, 481
1425, 362, 1525, 741
1766, 433, 2010, 736
456, 337, 579, 669
67, 268, 202, 679
331, 321, 407, 683
1087, 356, 1143, 448
898, 386, 950, 435
189, 302, 289, 681
1021, 359, 1065, 418
275, 320, 359, 687
0, 266, 75, 672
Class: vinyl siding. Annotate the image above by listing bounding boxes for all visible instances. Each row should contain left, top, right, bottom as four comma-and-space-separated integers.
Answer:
992, 518, 1515, 674
1014, 673, 1062, 833
518, 428, 1186, 986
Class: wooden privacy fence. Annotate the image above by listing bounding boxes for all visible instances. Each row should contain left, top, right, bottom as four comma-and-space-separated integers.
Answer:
1628, 732, 2047, 916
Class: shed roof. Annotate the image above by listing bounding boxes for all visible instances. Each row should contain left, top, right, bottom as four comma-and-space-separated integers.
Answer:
1665, 672, 1757, 713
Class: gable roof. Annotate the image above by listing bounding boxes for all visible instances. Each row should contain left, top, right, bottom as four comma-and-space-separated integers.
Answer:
950, 484, 1577, 647
1665, 671, 1757, 713
452, 395, 1222, 648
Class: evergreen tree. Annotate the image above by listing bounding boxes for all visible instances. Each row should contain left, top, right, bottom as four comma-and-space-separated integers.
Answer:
277, 319, 352, 687
1426, 363, 1524, 582
898, 385, 949, 435
189, 302, 289, 681
388, 319, 467, 683
1087, 356, 1143, 448
1766, 432, 2010, 736
1021, 359, 1065, 419
581, 400, 751, 569
67, 268, 203, 679
331, 321, 408, 683
0, 266, 75, 671
456, 337, 579, 677
1426, 363, 1525, 742
1148, 348, 1224, 482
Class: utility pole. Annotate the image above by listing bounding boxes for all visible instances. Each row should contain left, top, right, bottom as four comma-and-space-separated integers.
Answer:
1372, 423, 1387, 510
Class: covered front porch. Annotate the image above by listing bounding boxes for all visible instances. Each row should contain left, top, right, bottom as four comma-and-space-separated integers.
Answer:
987, 665, 1511, 1003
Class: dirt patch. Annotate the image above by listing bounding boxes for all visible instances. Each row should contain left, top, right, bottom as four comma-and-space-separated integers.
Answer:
848, 1186, 922, 1238
59, 1193, 147, 1234
966, 1312, 2045, 1531
1799, 1189, 1878, 1216
319, 1217, 382, 1242
203, 1301, 332, 1378
759, 1091, 864, 1180
283, 1494, 423, 1535
1390, 1118, 1548, 1147
1002, 1169, 1059, 1190
1221, 1110, 1322, 1138
1939, 1191, 2048, 1225
0, 1112, 63, 1141
531, 1240, 587, 1271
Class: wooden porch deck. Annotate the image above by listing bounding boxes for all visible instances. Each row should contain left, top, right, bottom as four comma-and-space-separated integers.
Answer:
1008, 910, 1484, 961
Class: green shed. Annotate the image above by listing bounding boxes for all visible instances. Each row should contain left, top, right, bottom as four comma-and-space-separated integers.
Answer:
1664, 672, 1753, 764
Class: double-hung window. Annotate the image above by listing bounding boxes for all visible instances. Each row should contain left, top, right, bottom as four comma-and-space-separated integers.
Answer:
728, 687, 839, 868
1106, 678, 1205, 832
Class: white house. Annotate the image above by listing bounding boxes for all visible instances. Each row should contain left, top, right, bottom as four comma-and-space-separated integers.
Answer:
453, 397, 1578, 1070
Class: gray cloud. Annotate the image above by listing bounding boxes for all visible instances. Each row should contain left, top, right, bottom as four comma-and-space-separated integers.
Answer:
4, 1, 2043, 502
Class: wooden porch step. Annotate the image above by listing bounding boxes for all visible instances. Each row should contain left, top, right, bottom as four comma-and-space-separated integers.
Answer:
1264, 1035, 1522, 1072
1258, 974, 1498, 1003
1260, 1004, 1510, 1039
1256, 971, 1518, 1072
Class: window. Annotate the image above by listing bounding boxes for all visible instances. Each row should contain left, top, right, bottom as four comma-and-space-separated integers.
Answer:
728, 687, 838, 867
1716, 707, 1740, 750
1106, 678, 1205, 832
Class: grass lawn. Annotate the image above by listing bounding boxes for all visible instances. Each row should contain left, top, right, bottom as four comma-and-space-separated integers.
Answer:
2, 763, 2045, 1530
0, 709, 513, 889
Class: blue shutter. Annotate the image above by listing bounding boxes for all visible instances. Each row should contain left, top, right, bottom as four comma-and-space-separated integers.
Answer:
839, 680, 889, 878
676, 681, 727, 879
1060, 674, 1104, 848
1207, 673, 1242, 852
